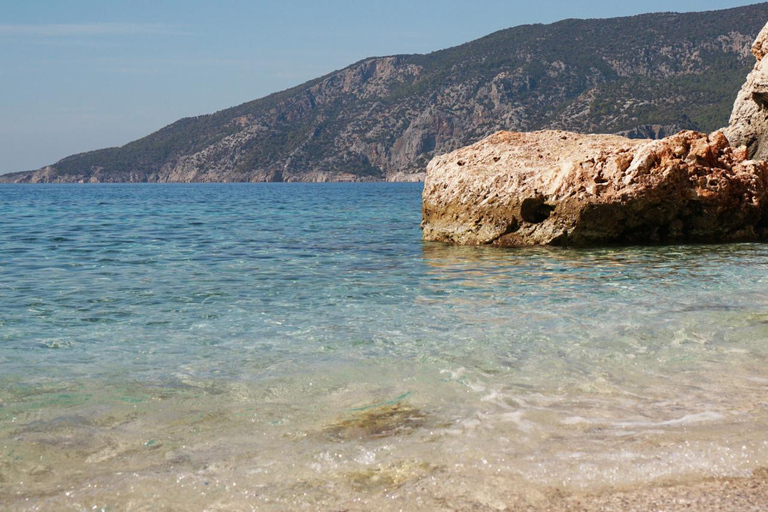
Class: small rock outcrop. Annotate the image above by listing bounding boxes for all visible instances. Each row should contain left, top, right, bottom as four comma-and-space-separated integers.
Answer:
725, 23, 768, 159
422, 23, 768, 247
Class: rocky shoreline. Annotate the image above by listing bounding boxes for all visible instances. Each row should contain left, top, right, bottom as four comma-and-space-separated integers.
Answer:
422, 23, 768, 247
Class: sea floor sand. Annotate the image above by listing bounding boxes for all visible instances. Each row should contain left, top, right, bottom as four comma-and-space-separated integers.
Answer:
6, 472, 767, 512
556, 469, 768, 512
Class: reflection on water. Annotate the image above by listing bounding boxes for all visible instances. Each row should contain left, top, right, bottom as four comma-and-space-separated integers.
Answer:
421, 240, 768, 284
2, 184, 768, 510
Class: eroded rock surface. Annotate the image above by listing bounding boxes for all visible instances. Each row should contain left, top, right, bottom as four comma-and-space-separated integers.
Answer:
422, 130, 768, 246
725, 23, 768, 159
423, 23, 768, 247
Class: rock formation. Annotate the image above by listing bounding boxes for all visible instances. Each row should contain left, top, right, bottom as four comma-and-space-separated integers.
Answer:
422, 22, 768, 247
725, 23, 768, 159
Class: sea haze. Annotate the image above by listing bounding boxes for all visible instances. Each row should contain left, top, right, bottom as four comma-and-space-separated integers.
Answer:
2, 183, 768, 510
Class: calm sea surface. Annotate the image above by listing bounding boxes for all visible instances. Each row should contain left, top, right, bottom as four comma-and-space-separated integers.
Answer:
2, 183, 768, 510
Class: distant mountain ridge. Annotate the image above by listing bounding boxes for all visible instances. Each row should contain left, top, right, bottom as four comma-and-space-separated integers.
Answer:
4, 3, 768, 183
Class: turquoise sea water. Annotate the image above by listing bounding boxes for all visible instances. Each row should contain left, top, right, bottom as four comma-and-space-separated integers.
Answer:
2, 183, 768, 510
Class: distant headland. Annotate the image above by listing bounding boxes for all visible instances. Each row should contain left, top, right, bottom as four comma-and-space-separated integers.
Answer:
3, 3, 768, 184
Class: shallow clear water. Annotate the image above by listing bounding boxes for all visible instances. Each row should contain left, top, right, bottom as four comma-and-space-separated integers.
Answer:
1, 183, 768, 511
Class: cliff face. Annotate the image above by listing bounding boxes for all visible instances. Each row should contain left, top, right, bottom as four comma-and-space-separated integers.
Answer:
725, 23, 768, 159
4, 4, 768, 183
421, 21, 768, 247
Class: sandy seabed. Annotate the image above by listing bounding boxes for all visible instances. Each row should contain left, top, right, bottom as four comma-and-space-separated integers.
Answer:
540, 470, 768, 512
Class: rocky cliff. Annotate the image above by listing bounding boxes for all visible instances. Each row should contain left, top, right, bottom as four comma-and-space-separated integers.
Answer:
3, 4, 768, 183
422, 21, 768, 247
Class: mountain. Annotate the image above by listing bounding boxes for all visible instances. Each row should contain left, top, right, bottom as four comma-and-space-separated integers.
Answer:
4, 3, 768, 183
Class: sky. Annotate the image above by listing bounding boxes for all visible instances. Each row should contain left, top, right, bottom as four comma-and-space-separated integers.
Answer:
0, 0, 764, 174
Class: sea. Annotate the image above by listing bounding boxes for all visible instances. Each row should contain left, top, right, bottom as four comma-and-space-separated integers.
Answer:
2, 183, 768, 511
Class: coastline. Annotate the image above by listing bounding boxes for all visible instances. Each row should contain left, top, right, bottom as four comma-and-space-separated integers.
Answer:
0, 177, 426, 184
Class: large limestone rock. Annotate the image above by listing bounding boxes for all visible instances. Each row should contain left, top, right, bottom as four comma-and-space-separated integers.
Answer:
422, 24, 768, 247
725, 23, 768, 159
422, 130, 768, 246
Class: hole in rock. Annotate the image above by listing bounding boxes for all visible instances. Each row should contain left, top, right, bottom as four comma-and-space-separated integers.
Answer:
753, 91, 768, 108
521, 197, 554, 224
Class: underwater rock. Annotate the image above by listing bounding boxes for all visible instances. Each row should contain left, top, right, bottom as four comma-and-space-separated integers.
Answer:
345, 460, 435, 492
323, 404, 427, 441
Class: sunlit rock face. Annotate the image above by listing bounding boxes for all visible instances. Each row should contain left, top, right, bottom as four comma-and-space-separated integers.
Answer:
422, 23, 768, 247
725, 23, 768, 160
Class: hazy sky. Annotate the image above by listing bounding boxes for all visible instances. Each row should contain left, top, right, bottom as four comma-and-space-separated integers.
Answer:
0, 0, 763, 174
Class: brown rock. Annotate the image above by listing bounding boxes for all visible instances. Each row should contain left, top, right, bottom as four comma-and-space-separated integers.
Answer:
422, 130, 768, 246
